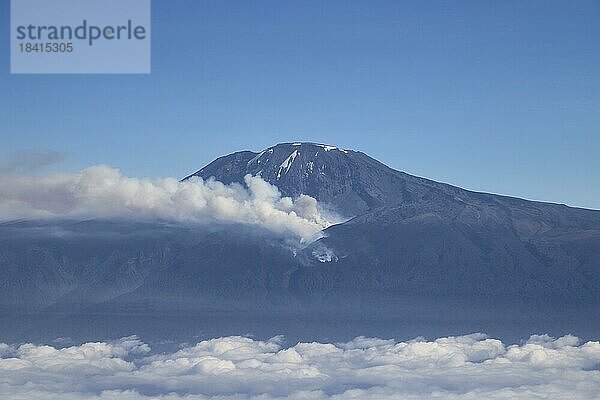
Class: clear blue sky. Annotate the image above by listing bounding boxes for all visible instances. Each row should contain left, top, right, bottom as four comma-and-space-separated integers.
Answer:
1, 0, 598, 209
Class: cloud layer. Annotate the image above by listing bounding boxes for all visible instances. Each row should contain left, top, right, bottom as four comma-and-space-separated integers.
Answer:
0, 165, 334, 241
1, 333, 599, 399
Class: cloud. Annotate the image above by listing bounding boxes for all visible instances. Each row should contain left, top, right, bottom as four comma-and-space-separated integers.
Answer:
0, 165, 336, 241
0, 333, 599, 399
0, 150, 68, 174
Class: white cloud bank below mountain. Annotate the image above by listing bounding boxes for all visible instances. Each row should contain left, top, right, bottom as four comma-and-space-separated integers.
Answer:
0, 165, 335, 241
1, 333, 599, 400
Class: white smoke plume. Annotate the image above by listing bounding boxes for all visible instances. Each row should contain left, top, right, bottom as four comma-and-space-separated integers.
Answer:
0, 333, 599, 399
0, 165, 335, 241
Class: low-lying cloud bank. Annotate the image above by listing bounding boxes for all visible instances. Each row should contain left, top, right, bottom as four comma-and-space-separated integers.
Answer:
0, 165, 334, 241
1, 334, 599, 399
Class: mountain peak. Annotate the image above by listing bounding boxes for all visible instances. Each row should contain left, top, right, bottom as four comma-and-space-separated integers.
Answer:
266, 142, 350, 153
247, 142, 351, 180
184, 142, 415, 215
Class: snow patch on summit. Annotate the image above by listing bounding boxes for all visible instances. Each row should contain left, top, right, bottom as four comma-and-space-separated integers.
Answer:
247, 150, 266, 166
277, 150, 299, 179
317, 144, 348, 154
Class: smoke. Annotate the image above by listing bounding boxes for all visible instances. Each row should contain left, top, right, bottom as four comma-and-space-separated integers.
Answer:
0, 333, 599, 399
0, 165, 335, 242
0, 150, 68, 174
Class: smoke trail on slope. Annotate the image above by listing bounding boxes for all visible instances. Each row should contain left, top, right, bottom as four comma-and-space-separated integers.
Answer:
0, 165, 335, 241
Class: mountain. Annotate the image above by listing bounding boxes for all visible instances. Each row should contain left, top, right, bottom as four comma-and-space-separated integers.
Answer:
184, 142, 462, 216
185, 143, 600, 229
1, 143, 599, 343
185, 142, 600, 334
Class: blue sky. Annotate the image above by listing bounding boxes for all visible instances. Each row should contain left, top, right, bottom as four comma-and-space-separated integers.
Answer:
1, 0, 598, 209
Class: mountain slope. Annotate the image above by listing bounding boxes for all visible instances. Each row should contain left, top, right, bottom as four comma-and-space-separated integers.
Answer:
184, 142, 600, 327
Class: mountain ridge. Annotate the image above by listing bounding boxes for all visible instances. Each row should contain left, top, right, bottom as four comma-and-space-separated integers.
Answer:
185, 142, 600, 228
